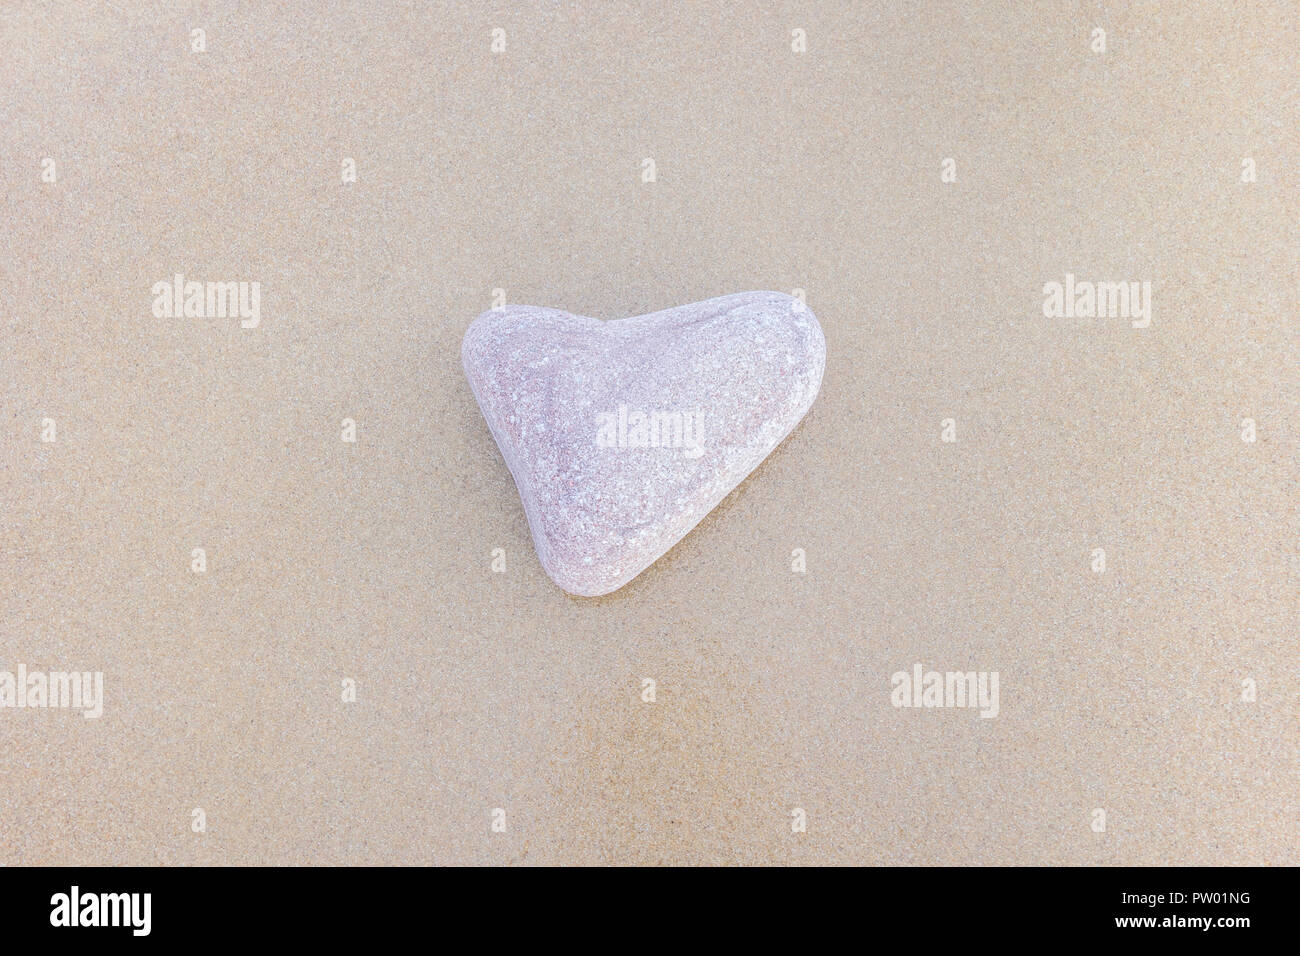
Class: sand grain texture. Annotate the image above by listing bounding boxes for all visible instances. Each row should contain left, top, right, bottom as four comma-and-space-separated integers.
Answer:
1, 1, 1296, 865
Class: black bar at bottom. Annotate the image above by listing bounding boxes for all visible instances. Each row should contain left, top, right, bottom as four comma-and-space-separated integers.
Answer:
0, 865, 1280, 943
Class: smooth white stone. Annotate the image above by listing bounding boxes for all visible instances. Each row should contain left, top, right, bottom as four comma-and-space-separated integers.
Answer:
462, 291, 826, 596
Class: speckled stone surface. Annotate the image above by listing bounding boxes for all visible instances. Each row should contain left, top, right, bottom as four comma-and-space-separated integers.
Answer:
463, 292, 825, 595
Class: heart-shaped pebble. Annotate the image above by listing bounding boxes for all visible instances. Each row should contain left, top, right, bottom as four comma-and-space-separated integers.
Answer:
462, 291, 826, 596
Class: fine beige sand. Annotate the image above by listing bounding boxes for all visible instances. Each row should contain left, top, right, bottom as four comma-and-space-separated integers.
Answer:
2, 1, 1296, 865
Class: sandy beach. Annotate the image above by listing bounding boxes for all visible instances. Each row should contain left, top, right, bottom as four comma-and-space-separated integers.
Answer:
2, 1, 1296, 865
